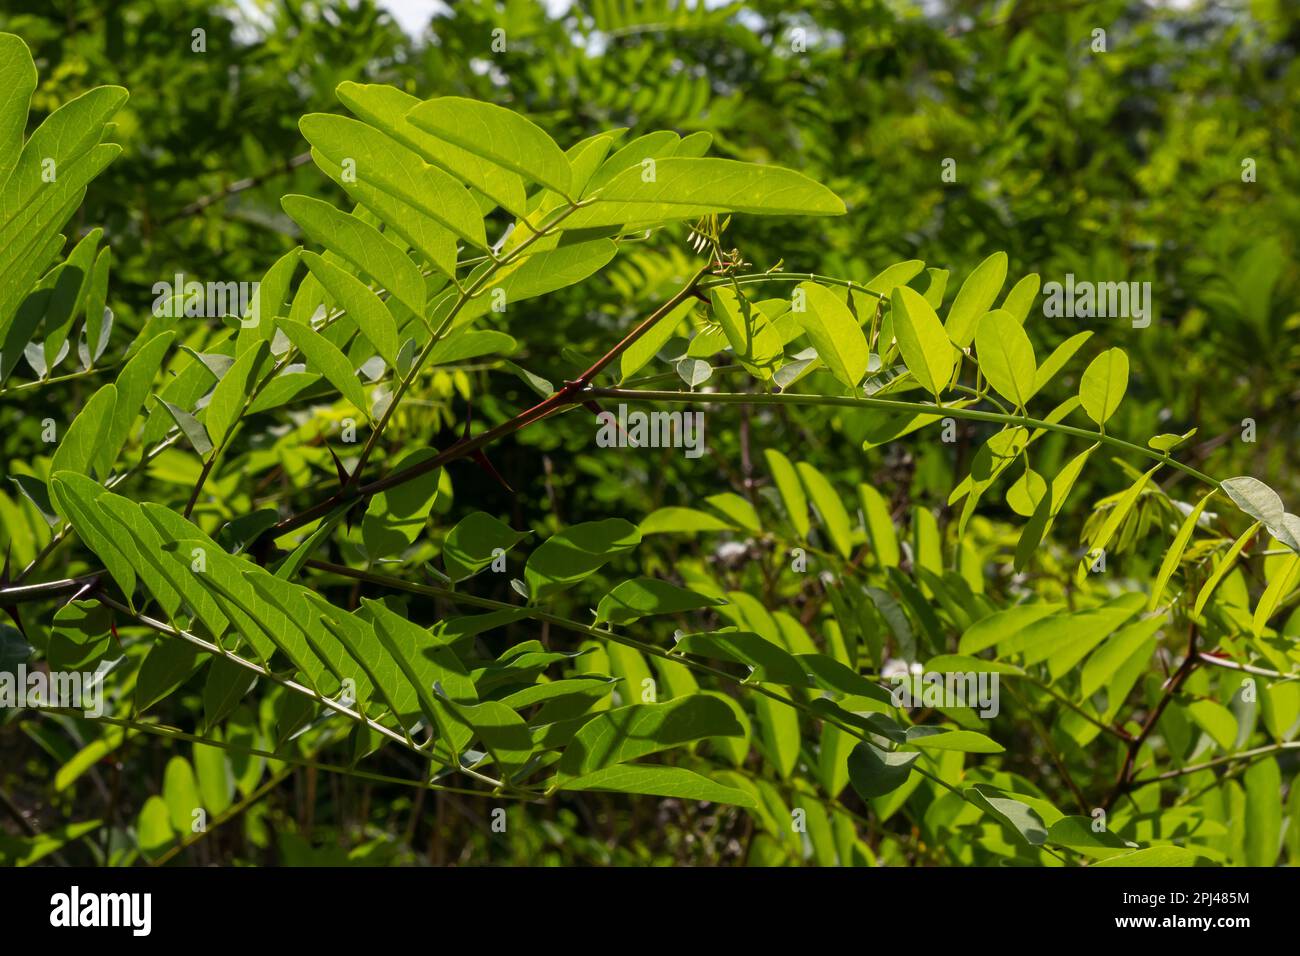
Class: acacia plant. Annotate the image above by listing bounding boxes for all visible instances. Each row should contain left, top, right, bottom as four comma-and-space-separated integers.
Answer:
1, 31, 1297, 867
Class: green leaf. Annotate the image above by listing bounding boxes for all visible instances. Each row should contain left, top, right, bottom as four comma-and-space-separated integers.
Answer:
1045, 816, 1133, 858
192, 738, 234, 816
864, 259, 926, 297
1187, 699, 1238, 750
97, 331, 174, 473
524, 518, 641, 600
300, 251, 400, 367
276, 318, 371, 419
42, 230, 100, 370
1, 83, 126, 333
556, 764, 757, 808
891, 286, 954, 399
205, 341, 270, 451
974, 309, 1035, 408
1253, 552, 1300, 636
764, 448, 809, 538
336, 82, 527, 217
202, 658, 256, 732
674, 630, 805, 686
48, 599, 111, 671
49, 473, 137, 604
619, 298, 693, 382
500, 360, 552, 398
594, 578, 725, 626
447, 700, 532, 781
427, 329, 517, 366
364, 599, 476, 751
557, 696, 744, 777
500, 677, 617, 712
800, 654, 894, 702
637, 507, 736, 535
1079, 347, 1129, 426
1193, 521, 1260, 616
442, 511, 529, 583
246, 247, 301, 338
964, 785, 1047, 845
704, 492, 760, 532
0, 34, 38, 189
796, 461, 854, 558
905, 726, 1004, 753
1244, 757, 1282, 866
858, 483, 900, 567
957, 603, 1062, 655
1000, 273, 1041, 325
709, 286, 782, 376
55, 726, 127, 792
282, 195, 425, 318
1148, 429, 1196, 453
1029, 330, 1092, 398
3, 820, 102, 867
136, 796, 175, 861
1149, 491, 1217, 611
50, 383, 115, 479
162, 757, 202, 834
567, 157, 844, 228
361, 447, 440, 560
794, 282, 869, 388
455, 240, 618, 327
754, 688, 801, 780
1004, 594, 1144, 669
406, 96, 573, 196
945, 252, 1007, 347
135, 638, 204, 713
1093, 846, 1196, 867
847, 741, 918, 799
1079, 617, 1162, 698
299, 113, 488, 249
1220, 476, 1285, 530
158, 398, 213, 457
1077, 465, 1160, 585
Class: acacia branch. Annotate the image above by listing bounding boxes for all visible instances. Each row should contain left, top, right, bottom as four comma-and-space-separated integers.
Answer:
92, 594, 515, 794
267, 263, 710, 539
1134, 741, 1300, 785
582, 388, 1222, 491
1102, 622, 1201, 811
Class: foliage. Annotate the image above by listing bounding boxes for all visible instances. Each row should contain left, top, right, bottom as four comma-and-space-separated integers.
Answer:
1, 0, 1298, 868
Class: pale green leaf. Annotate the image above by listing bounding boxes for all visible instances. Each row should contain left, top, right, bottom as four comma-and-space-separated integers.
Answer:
945, 252, 1007, 347
794, 282, 869, 388
1079, 347, 1129, 426
975, 308, 1036, 408
891, 285, 954, 399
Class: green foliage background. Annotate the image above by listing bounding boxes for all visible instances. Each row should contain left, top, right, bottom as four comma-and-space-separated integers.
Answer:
1, 0, 1298, 867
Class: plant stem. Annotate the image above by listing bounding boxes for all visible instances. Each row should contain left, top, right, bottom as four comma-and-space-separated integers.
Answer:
341, 201, 588, 494
92, 594, 512, 793
268, 263, 708, 539
1134, 741, 1300, 785
584, 387, 1221, 490
1102, 622, 1200, 810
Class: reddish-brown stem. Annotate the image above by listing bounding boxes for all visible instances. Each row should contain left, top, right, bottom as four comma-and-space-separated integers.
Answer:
1102, 621, 1200, 811
265, 265, 708, 541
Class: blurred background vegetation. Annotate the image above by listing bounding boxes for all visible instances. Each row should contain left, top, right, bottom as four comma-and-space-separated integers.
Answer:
1, 0, 1297, 865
